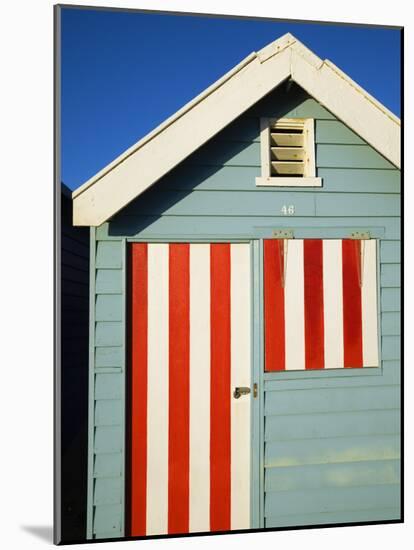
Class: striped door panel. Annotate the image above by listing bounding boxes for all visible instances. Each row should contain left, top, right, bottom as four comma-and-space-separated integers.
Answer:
129, 243, 251, 537
264, 239, 379, 371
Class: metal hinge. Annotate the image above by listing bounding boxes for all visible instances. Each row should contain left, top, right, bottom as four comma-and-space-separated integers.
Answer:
349, 231, 371, 240
272, 229, 294, 239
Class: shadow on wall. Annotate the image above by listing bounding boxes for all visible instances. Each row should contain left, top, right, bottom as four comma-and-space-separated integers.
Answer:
60, 186, 90, 543
108, 83, 309, 237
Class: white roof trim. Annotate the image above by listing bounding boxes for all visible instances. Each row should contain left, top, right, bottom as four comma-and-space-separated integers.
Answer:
73, 33, 400, 226
290, 41, 400, 167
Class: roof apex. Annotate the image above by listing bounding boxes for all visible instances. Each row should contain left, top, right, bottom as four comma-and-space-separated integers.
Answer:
73, 33, 400, 226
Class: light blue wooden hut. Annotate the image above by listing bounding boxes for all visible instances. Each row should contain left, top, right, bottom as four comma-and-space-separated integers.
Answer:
72, 33, 401, 541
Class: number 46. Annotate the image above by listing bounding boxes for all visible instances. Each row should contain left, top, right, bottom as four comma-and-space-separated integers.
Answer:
281, 204, 295, 215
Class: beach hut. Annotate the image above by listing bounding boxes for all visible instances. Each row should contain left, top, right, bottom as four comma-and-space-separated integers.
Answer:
72, 33, 401, 540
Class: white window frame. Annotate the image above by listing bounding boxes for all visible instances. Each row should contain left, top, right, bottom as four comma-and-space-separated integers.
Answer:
255, 117, 322, 187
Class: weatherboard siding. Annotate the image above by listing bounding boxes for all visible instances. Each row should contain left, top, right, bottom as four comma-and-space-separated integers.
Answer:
88, 86, 401, 538
61, 188, 90, 541
88, 237, 126, 539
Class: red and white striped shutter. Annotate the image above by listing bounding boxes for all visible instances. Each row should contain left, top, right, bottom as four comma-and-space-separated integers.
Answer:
264, 238, 379, 371
129, 243, 251, 536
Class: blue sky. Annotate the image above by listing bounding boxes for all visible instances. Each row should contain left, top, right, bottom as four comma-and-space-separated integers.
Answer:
61, 8, 401, 191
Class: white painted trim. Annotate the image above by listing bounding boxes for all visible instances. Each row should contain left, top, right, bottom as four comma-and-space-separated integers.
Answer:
73, 33, 400, 226
323, 239, 344, 369
362, 240, 379, 367
290, 43, 400, 168
284, 240, 305, 371
72, 50, 259, 200
189, 244, 211, 533
259, 118, 271, 178
73, 44, 291, 225
259, 117, 317, 180
230, 244, 251, 530
255, 176, 322, 187
303, 118, 316, 178
146, 244, 169, 535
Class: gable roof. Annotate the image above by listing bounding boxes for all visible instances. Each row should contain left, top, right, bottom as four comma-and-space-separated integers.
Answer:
72, 33, 401, 226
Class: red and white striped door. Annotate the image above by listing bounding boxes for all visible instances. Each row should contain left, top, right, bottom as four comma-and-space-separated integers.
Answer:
264, 238, 379, 371
129, 243, 251, 537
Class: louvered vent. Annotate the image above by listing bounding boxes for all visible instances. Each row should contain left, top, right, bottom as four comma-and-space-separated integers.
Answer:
257, 117, 319, 186
270, 119, 306, 177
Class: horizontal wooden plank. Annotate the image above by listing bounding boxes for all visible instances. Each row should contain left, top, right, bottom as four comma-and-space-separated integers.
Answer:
94, 426, 122, 453
178, 120, 379, 172
95, 322, 123, 347
61, 249, 89, 272
94, 477, 122, 505
95, 399, 123, 426
95, 373, 122, 400
95, 347, 123, 368
381, 288, 401, 312
317, 144, 395, 169
95, 295, 123, 322
271, 147, 305, 161
316, 194, 400, 217
272, 161, 304, 175
94, 367, 123, 374
315, 120, 365, 145
61, 233, 89, 258
160, 165, 260, 191
265, 459, 400, 492
61, 294, 89, 312
105, 216, 400, 240
381, 240, 401, 263
119, 190, 316, 217
270, 119, 306, 131
158, 165, 400, 193
214, 116, 259, 142
245, 86, 313, 119
93, 530, 122, 540
61, 226, 89, 246
96, 269, 123, 294
265, 483, 400, 517
96, 241, 123, 269
264, 361, 400, 390
61, 327, 87, 344
265, 506, 400, 528
61, 352, 88, 371
105, 192, 393, 228
61, 279, 89, 298
93, 503, 122, 535
318, 169, 400, 194
62, 306, 89, 320
256, 176, 322, 188
265, 409, 400, 442
61, 337, 89, 352
249, 93, 336, 120
294, 98, 337, 120
381, 312, 401, 336
265, 434, 400, 468
61, 264, 90, 285
381, 264, 401, 288
382, 336, 401, 361
185, 140, 259, 167
271, 133, 303, 147
94, 453, 123, 478
264, 385, 400, 416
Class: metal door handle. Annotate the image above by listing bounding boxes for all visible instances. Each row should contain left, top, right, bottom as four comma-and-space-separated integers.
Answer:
233, 386, 251, 399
